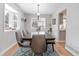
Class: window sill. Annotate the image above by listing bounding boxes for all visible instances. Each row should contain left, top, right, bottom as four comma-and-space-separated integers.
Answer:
4, 30, 16, 32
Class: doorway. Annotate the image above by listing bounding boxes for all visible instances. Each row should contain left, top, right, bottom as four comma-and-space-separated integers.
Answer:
58, 9, 67, 47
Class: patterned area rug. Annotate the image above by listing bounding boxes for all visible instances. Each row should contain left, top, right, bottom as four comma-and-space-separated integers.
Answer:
14, 44, 59, 56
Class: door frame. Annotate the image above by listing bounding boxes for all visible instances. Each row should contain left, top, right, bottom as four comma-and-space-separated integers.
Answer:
58, 9, 67, 44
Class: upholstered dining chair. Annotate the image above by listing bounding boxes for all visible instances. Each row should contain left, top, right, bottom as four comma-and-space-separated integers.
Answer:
31, 35, 46, 56
15, 31, 31, 47
15, 31, 23, 47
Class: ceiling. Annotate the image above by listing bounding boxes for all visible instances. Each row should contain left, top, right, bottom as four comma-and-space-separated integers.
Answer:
17, 3, 56, 15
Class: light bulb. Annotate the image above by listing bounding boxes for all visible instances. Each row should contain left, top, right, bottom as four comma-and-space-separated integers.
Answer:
37, 12, 40, 16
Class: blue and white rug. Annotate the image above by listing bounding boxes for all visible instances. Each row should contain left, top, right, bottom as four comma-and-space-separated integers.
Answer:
14, 44, 59, 56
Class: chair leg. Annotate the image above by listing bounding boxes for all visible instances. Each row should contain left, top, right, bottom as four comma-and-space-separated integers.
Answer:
21, 40, 24, 43
46, 44, 48, 51
52, 44, 54, 52
30, 42, 31, 46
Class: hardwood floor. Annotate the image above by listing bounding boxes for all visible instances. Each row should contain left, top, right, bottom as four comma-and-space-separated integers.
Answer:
3, 43, 19, 56
3, 42, 72, 56
54, 42, 72, 56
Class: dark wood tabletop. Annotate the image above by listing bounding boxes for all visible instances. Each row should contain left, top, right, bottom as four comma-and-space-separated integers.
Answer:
22, 34, 55, 40
45, 34, 55, 40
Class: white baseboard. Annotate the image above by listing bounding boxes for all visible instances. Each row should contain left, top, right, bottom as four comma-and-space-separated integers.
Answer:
0, 42, 17, 56
65, 45, 79, 56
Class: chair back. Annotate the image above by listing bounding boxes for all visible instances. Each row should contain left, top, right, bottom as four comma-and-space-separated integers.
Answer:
15, 31, 22, 43
22, 30, 26, 37
31, 35, 46, 54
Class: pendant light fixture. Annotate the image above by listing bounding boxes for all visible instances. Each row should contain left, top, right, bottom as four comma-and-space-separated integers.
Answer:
37, 4, 40, 20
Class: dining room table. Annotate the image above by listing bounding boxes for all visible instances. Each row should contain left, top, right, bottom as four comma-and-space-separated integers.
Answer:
22, 33, 55, 55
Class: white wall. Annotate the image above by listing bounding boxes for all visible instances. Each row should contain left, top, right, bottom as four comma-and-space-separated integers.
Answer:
52, 3, 79, 55
0, 3, 25, 55
65, 4, 79, 55
0, 3, 5, 55
24, 14, 32, 32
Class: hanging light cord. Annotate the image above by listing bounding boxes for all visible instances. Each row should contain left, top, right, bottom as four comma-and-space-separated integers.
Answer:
37, 4, 40, 13
37, 4, 40, 20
